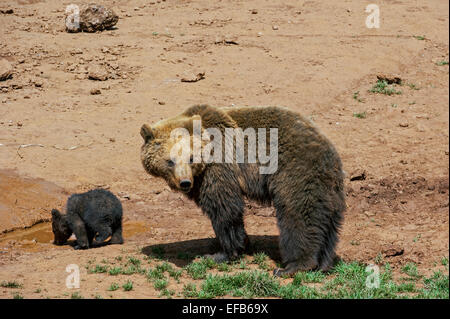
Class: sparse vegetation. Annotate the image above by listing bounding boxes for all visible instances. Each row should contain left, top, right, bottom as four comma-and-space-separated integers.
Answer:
1, 281, 22, 289
88, 264, 108, 274
369, 80, 402, 95
252, 252, 269, 270
108, 283, 120, 291
154, 278, 169, 291
185, 257, 216, 280
71, 292, 83, 299
122, 280, 133, 291
353, 112, 367, 119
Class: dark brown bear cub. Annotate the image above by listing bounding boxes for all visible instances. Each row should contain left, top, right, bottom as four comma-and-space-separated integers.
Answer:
52, 188, 123, 249
140, 105, 345, 276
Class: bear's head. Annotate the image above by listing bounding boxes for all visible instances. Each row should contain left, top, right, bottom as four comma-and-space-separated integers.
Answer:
140, 114, 207, 193
51, 209, 72, 245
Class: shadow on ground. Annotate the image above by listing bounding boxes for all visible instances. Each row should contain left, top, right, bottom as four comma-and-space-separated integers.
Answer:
141, 235, 281, 267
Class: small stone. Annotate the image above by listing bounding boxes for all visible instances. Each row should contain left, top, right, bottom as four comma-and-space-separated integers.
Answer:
376, 74, 402, 85
88, 66, 108, 81
272, 25, 279, 30
158, 101, 166, 105
349, 169, 366, 181
399, 122, 409, 128
90, 88, 101, 95
0, 8, 14, 14
251, 9, 258, 14
180, 71, 205, 83
0, 59, 13, 81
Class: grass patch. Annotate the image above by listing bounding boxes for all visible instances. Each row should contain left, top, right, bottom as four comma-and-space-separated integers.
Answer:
413, 35, 426, 40
70, 292, 83, 299
197, 270, 280, 298
353, 91, 364, 102
1, 281, 22, 288
417, 270, 449, 298
407, 83, 420, 90
159, 288, 175, 298
369, 80, 402, 95
353, 112, 367, 119
154, 278, 169, 291
436, 61, 449, 66
13, 293, 24, 299
88, 264, 108, 274
402, 263, 421, 279
108, 267, 123, 276
293, 270, 326, 285
108, 283, 120, 291
122, 280, 133, 291
252, 252, 269, 270
183, 283, 198, 298
185, 257, 216, 280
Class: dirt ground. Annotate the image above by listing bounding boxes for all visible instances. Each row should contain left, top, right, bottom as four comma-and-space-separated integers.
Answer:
0, 0, 448, 299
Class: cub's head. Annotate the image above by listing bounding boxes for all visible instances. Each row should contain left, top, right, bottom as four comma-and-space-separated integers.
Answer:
140, 114, 206, 193
51, 209, 72, 245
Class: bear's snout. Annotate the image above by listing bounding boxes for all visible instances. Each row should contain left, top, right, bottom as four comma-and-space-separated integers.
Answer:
179, 179, 192, 191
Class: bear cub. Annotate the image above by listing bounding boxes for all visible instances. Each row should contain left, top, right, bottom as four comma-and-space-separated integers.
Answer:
51, 188, 123, 249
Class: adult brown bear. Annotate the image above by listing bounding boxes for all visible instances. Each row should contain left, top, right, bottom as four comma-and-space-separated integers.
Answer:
140, 105, 345, 276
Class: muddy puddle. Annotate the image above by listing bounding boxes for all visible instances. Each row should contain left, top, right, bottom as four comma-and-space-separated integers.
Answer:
0, 220, 150, 253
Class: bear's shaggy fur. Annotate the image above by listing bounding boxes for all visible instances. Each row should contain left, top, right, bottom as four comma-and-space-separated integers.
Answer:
51, 188, 123, 249
140, 105, 345, 275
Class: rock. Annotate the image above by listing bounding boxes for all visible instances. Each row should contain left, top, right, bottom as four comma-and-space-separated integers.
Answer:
65, 4, 119, 33
349, 169, 366, 181
272, 25, 279, 30
399, 121, 409, 128
0, 8, 14, 14
376, 74, 402, 85
214, 35, 238, 45
90, 88, 101, 95
180, 71, 205, 83
251, 9, 258, 14
0, 59, 13, 81
88, 66, 108, 81
381, 244, 404, 258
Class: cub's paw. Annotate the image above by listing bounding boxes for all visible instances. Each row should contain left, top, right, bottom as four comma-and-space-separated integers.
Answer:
74, 244, 89, 250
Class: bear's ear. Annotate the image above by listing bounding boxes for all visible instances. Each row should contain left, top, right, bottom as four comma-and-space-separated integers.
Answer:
140, 124, 155, 142
51, 209, 61, 219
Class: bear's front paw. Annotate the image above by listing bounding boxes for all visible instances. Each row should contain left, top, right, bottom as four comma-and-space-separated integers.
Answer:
273, 267, 293, 277
74, 244, 88, 250
204, 252, 230, 263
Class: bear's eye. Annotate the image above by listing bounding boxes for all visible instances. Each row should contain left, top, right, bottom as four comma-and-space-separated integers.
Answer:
167, 159, 175, 167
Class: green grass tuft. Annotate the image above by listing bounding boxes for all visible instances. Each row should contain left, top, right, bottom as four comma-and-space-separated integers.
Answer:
369, 80, 402, 96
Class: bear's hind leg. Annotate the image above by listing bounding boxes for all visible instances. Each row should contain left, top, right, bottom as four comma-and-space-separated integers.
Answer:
272, 194, 323, 276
